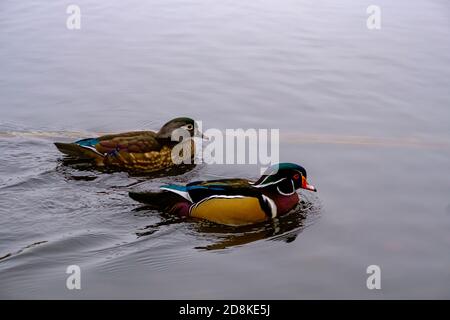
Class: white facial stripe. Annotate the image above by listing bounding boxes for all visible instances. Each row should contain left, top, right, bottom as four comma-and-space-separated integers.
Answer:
294, 169, 305, 178
254, 177, 286, 188
276, 179, 296, 196
256, 168, 305, 188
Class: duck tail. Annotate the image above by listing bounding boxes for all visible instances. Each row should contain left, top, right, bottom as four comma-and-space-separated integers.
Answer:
129, 190, 161, 204
129, 190, 187, 211
54, 142, 104, 162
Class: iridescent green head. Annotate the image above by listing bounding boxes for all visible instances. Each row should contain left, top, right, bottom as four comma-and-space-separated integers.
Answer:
254, 163, 317, 195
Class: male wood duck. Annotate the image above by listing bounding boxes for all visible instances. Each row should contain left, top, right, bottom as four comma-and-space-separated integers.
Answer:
129, 163, 317, 226
54, 117, 202, 173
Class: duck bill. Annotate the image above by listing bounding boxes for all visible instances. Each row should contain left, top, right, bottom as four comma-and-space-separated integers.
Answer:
302, 177, 317, 192
194, 128, 209, 140
200, 132, 209, 140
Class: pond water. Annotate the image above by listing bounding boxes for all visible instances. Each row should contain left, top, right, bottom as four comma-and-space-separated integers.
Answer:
1, 0, 449, 298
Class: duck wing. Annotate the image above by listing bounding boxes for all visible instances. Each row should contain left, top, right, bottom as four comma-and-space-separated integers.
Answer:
54, 131, 161, 159
95, 131, 161, 154
161, 179, 260, 202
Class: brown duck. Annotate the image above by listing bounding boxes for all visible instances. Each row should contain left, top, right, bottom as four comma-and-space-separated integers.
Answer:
54, 117, 202, 173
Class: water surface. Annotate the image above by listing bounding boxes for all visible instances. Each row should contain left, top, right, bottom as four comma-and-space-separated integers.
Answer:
1, 0, 450, 299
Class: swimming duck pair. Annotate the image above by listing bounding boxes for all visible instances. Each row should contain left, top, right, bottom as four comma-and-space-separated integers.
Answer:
55, 117, 317, 226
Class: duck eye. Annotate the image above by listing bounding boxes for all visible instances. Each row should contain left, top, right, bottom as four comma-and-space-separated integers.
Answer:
293, 174, 300, 180
186, 124, 194, 130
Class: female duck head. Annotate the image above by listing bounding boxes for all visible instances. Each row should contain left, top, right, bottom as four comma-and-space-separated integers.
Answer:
254, 163, 317, 195
157, 117, 202, 140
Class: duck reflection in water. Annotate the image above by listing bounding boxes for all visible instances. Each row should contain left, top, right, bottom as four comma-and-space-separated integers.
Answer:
55, 159, 197, 182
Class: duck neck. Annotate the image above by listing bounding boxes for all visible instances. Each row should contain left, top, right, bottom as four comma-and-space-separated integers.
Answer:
261, 189, 299, 216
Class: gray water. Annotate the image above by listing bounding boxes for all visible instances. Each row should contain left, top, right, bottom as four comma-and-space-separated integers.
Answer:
1, 0, 450, 299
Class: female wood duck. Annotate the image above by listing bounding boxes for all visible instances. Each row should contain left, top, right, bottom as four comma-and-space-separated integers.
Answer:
129, 163, 317, 226
54, 117, 202, 173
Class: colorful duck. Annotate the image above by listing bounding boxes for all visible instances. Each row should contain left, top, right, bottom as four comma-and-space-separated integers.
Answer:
129, 163, 317, 226
54, 117, 202, 173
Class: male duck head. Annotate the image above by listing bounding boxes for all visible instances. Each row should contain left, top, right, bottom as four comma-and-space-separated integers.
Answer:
254, 163, 317, 194
252, 163, 316, 217
156, 117, 205, 141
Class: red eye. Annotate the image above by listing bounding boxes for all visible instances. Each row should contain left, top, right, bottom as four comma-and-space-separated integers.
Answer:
293, 174, 300, 180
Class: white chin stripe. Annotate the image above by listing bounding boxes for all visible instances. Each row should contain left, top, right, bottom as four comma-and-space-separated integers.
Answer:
276, 180, 296, 196
254, 177, 286, 188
